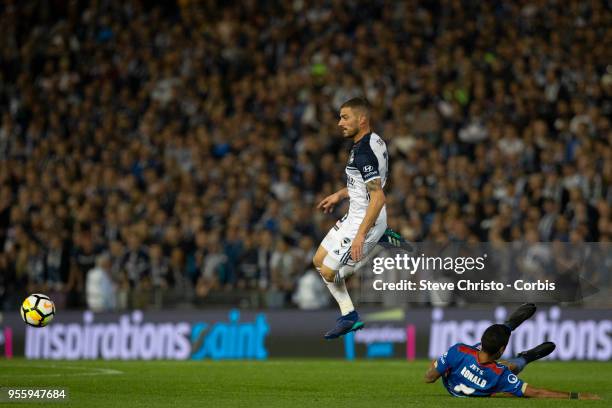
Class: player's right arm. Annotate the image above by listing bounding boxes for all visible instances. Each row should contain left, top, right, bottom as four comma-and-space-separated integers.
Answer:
523, 385, 600, 400
316, 188, 348, 213
424, 344, 458, 383
423, 359, 442, 383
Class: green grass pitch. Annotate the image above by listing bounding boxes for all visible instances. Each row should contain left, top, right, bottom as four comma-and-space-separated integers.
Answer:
0, 359, 609, 407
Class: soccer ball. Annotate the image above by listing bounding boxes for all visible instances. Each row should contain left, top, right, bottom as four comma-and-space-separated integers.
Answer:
21, 294, 55, 327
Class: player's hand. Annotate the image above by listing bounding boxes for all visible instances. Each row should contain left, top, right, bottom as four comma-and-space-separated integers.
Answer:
317, 193, 341, 213
579, 393, 601, 400
351, 233, 365, 262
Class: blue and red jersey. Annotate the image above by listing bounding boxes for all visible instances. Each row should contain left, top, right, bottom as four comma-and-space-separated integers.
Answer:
435, 343, 527, 397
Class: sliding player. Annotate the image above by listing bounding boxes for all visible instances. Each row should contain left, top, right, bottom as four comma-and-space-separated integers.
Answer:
424, 304, 600, 400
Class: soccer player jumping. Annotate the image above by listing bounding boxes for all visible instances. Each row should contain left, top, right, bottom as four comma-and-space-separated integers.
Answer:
313, 97, 391, 339
424, 303, 601, 400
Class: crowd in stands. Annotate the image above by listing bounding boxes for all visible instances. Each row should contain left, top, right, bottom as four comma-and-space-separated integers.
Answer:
0, 0, 610, 310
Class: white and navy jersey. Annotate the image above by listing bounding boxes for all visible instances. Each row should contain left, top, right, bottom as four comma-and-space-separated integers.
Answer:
345, 132, 388, 222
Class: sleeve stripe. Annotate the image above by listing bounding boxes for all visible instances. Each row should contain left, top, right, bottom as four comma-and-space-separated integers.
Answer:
364, 175, 381, 182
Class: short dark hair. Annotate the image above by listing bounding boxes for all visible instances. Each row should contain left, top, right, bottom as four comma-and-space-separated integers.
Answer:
340, 97, 371, 117
481, 324, 511, 354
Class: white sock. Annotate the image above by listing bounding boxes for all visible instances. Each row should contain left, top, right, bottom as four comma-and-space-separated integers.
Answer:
337, 265, 355, 281
317, 267, 354, 315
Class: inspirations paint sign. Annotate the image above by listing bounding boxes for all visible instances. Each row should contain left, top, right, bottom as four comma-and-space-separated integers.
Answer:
7, 307, 612, 360
429, 307, 612, 361
24, 310, 269, 361
344, 325, 416, 360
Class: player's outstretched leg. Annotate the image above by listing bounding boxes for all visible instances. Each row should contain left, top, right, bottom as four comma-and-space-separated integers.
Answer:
517, 341, 556, 364
503, 303, 536, 331
506, 342, 556, 374
313, 247, 364, 339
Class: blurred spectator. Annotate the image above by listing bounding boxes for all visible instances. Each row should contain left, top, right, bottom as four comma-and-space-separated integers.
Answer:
0, 253, 17, 310
86, 253, 116, 312
270, 237, 298, 294
123, 232, 150, 288
293, 268, 331, 310
236, 234, 259, 289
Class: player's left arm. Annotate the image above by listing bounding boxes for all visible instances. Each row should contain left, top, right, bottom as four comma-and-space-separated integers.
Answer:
522, 385, 600, 400
351, 178, 385, 261
424, 359, 442, 383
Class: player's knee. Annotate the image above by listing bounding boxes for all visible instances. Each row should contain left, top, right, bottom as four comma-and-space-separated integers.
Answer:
319, 266, 335, 283
312, 254, 321, 268
312, 249, 325, 269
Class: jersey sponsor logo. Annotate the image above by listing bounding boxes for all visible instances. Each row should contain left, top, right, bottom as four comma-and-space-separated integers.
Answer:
364, 171, 378, 179
469, 364, 484, 375
362, 165, 374, 173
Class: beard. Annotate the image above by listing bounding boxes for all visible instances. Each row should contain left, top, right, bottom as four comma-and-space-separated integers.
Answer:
342, 126, 359, 138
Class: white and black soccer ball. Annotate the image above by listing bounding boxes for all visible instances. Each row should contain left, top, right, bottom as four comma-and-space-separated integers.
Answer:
21, 294, 55, 327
